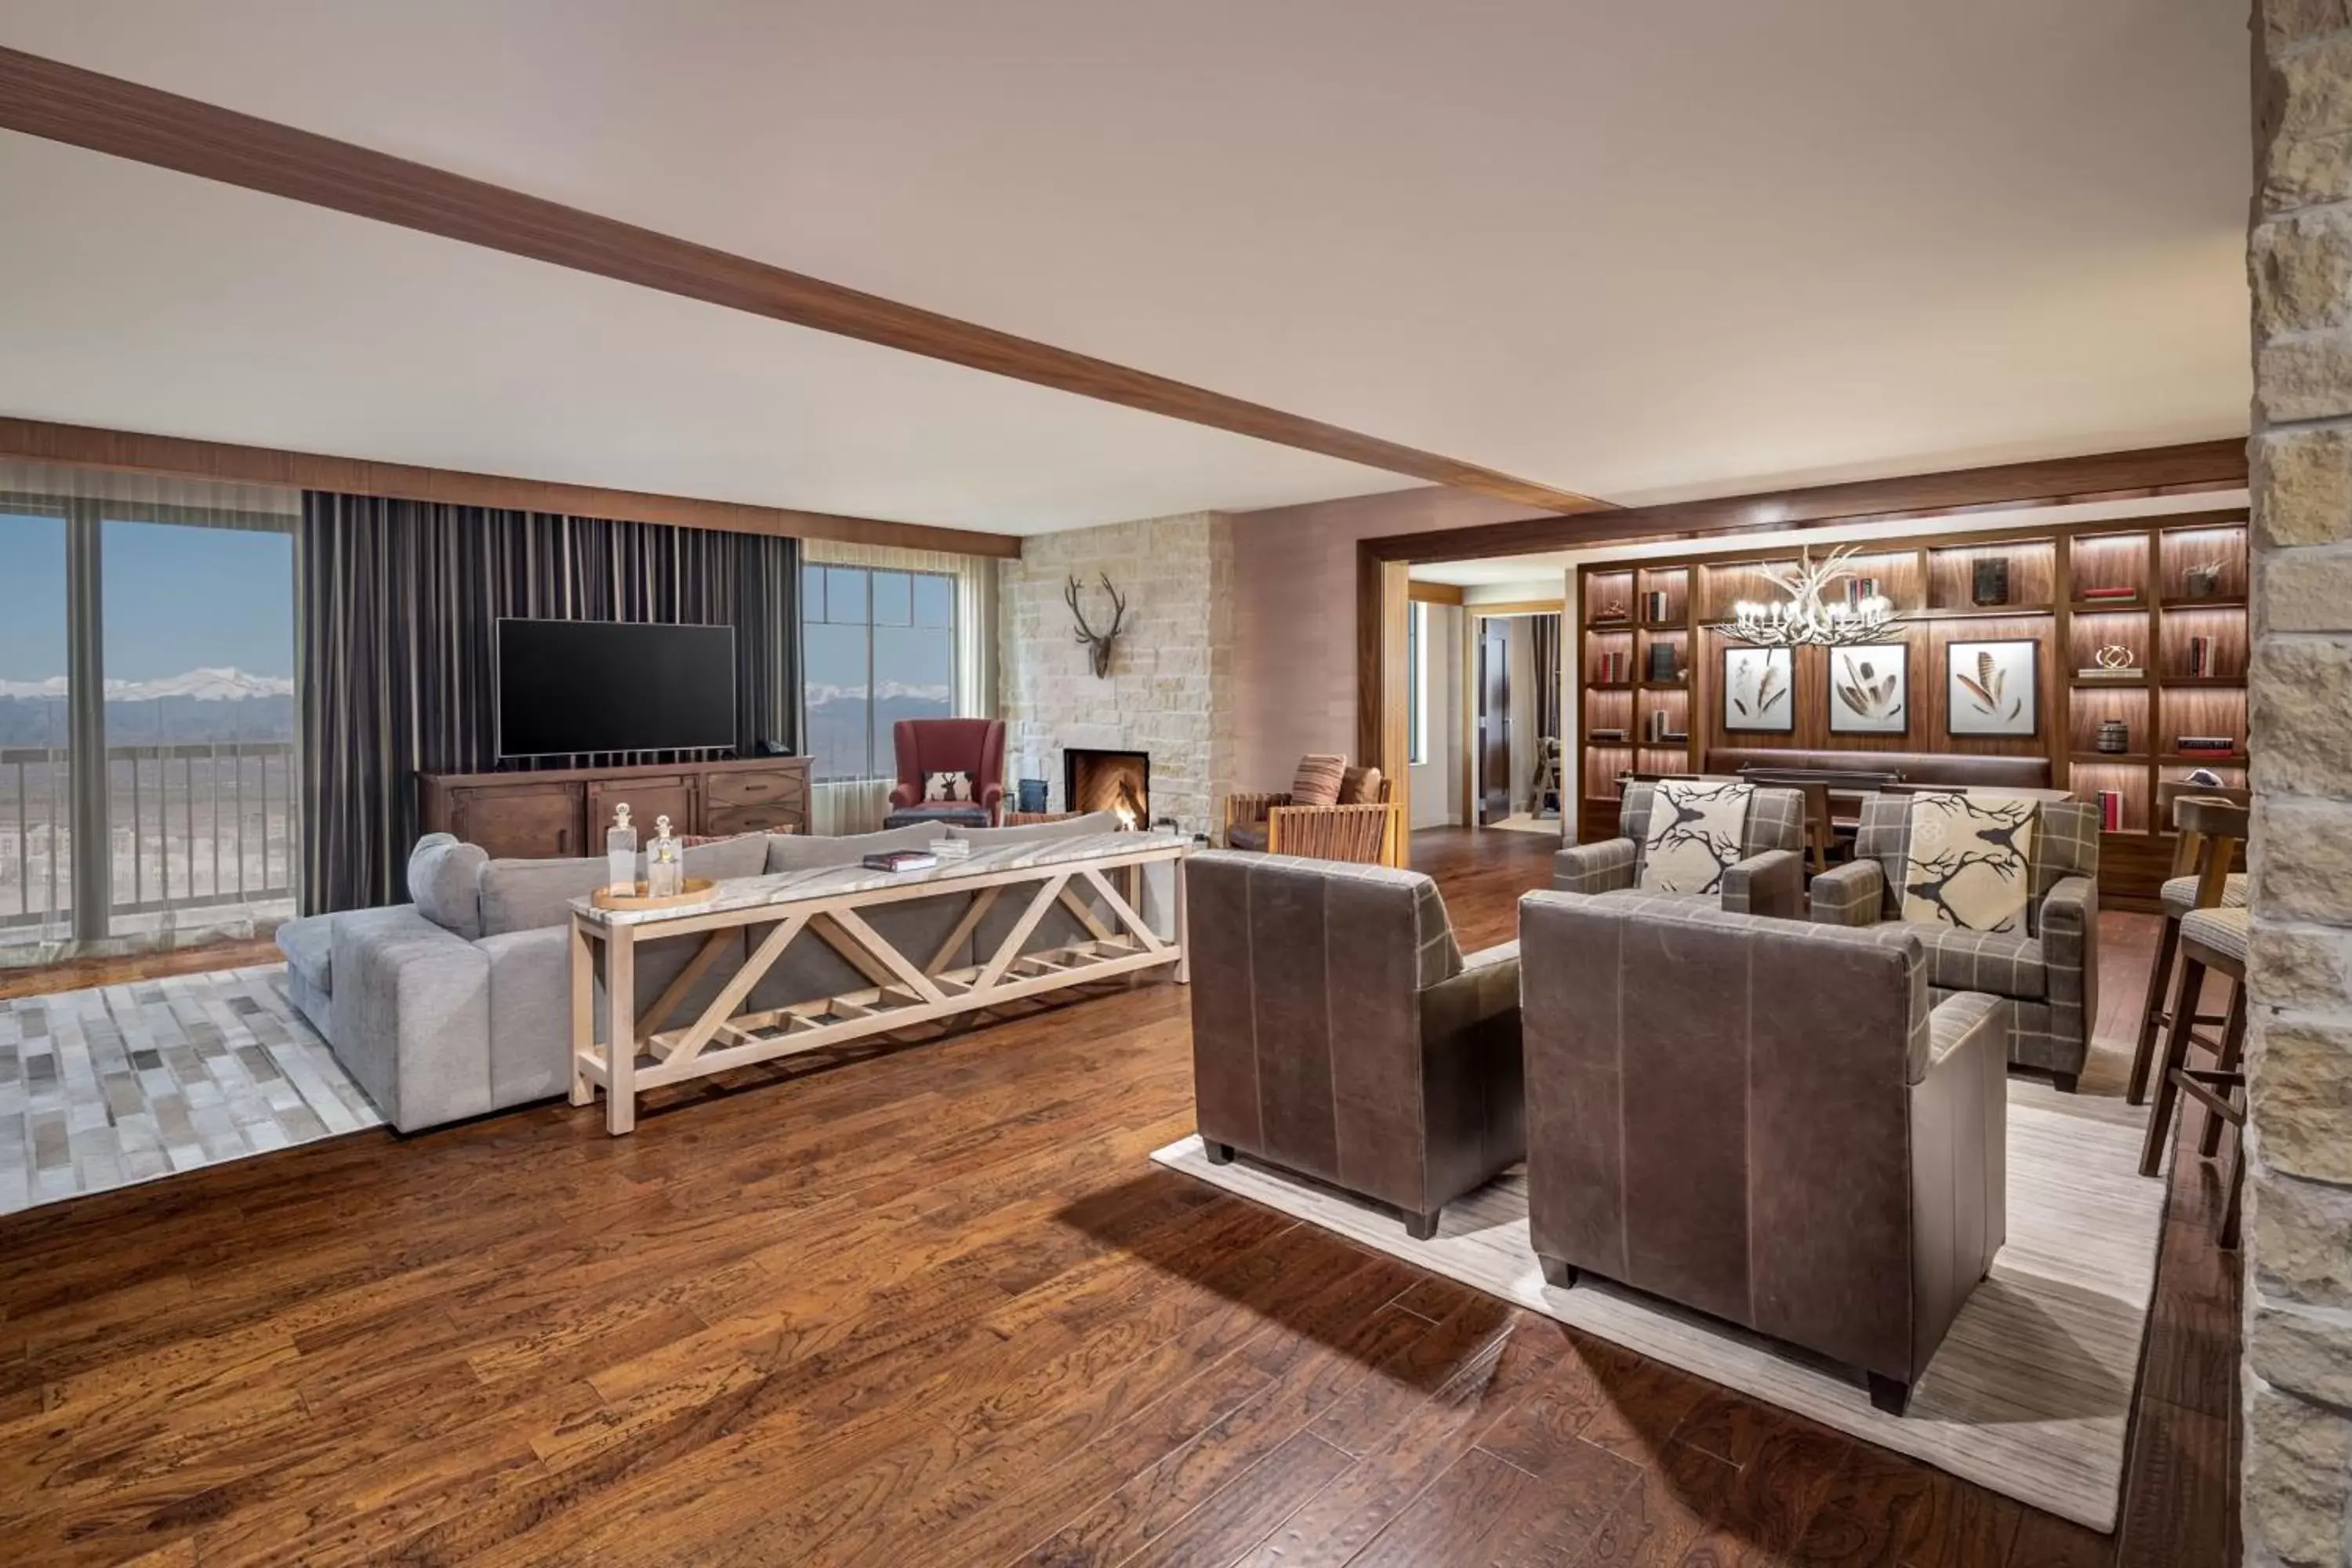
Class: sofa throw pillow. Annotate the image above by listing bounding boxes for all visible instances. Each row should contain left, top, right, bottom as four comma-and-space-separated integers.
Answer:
923, 771, 975, 803
1635, 780, 1753, 896
1338, 764, 1385, 805
1897, 792, 2037, 933
1290, 753, 1347, 808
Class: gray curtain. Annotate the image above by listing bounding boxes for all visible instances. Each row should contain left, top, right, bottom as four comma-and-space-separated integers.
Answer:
296, 492, 800, 914
1531, 612, 1562, 741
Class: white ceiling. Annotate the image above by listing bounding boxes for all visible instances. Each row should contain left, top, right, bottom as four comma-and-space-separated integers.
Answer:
0, 1, 2253, 533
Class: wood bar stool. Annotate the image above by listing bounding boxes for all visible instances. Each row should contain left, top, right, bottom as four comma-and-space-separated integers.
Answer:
2137, 904, 2251, 1247
2126, 790, 2249, 1106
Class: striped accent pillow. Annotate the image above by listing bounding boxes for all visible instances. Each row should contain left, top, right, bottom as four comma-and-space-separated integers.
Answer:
1290, 753, 1348, 808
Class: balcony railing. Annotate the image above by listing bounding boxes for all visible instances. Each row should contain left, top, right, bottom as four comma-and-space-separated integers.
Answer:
0, 742, 296, 931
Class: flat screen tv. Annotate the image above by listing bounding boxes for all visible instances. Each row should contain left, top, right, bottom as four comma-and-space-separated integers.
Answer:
496, 619, 736, 758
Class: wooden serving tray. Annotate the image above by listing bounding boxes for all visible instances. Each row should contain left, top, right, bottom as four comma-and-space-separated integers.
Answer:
590, 877, 715, 912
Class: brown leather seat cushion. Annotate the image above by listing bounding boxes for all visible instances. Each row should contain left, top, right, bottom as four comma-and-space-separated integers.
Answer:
1707, 748, 2050, 790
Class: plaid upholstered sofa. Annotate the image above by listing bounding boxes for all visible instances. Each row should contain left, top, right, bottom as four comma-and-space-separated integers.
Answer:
1552, 782, 1808, 918
1809, 793, 2100, 1091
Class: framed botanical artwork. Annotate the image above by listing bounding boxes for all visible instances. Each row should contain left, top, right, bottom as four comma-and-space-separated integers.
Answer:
1828, 642, 1908, 735
1722, 646, 1794, 733
1945, 639, 2039, 738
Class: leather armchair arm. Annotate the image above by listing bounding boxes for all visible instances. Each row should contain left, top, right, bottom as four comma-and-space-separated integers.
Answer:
1810, 859, 1885, 926
1420, 941, 1521, 1041
1722, 848, 1804, 920
1552, 838, 1638, 895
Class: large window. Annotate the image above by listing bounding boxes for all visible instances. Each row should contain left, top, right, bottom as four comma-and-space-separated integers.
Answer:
802, 563, 956, 781
0, 494, 294, 949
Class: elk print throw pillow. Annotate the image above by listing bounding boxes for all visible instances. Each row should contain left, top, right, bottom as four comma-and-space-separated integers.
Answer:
923, 771, 975, 804
1635, 780, 1754, 896
1897, 793, 2037, 933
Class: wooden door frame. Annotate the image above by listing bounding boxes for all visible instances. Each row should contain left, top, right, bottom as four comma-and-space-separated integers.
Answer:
1457, 601, 1567, 832
1359, 440, 2247, 862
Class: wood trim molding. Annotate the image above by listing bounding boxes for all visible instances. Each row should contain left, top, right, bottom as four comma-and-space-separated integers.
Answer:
0, 416, 1023, 557
1361, 440, 2247, 564
0, 44, 1605, 517
1466, 598, 1566, 618
1406, 580, 1465, 605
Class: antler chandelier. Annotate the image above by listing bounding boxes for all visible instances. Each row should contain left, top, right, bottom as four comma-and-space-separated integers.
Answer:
1728, 545, 1904, 647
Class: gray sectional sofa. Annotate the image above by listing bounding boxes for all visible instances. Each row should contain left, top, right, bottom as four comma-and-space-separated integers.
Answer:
276, 812, 1136, 1131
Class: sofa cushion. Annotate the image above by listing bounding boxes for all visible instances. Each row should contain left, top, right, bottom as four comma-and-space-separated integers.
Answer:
478, 856, 610, 937
1635, 780, 1752, 896
765, 821, 947, 873
408, 833, 488, 940
275, 912, 338, 995
1225, 822, 1269, 852
678, 833, 771, 883
1895, 793, 2036, 934
1918, 927, 2045, 1001
1290, 753, 1347, 808
950, 810, 1121, 847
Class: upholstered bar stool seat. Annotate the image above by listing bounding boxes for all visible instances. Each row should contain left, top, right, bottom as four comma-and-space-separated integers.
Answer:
2179, 906, 2251, 964
2161, 873, 2247, 918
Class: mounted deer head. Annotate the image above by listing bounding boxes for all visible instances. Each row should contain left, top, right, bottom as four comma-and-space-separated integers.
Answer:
1064, 572, 1128, 678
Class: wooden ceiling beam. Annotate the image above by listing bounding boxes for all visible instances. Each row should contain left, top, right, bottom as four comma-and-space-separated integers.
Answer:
0, 416, 1025, 557
0, 45, 1607, 517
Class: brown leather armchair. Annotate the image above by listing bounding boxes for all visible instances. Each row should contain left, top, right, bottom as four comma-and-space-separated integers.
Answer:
1519, 890, 2008, 1415
1185, 851, 1523, 1238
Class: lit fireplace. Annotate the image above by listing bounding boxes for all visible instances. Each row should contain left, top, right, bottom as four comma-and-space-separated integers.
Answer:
1064, 748, 1150, 829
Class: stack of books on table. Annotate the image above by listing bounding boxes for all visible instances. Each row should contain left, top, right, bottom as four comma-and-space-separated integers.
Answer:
2078, 584, 2139, 603
863, 848, 940, 873
2173, 735, 2239, 758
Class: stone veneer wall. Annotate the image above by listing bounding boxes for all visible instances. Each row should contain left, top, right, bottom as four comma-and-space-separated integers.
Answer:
2246, 7, 2352, 1563
998, 512, 1235, 837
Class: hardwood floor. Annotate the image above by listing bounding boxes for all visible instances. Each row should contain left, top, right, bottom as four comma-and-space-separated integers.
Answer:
0, 829, 2238, 1566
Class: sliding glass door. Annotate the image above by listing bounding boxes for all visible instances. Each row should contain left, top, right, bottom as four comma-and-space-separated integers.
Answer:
0, 492, 295, 953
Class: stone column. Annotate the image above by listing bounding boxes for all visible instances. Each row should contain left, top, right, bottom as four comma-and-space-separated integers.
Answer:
2247, 7, 2352, 1563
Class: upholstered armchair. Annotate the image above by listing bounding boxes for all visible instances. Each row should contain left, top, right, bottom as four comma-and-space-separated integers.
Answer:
1552, 780, 1807, 917
1519, 890, 2009, 1416
887, 718, 1005, 824
1185, 851, 1523, 1238
1809, 793, 2099, 1091
1225, 758, 1402, 866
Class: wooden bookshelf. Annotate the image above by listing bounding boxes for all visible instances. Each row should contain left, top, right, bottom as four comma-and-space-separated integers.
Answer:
1571, 510, 2249, 906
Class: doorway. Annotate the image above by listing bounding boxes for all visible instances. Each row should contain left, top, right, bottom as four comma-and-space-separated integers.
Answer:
1477, 625, 1510, 825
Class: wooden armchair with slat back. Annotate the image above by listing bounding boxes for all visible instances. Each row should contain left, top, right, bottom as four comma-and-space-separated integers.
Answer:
1224, 758, 1403, 867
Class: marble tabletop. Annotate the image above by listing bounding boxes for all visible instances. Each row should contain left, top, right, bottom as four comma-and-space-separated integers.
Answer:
572, 829, 1191, 928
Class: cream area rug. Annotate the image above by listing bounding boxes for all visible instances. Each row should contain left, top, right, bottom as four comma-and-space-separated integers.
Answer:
1152, 1056, 2167, 1534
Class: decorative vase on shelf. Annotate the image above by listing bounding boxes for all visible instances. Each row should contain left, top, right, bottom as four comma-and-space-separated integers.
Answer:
2185, 563, 2224, 600
2096, 719, 2130, 756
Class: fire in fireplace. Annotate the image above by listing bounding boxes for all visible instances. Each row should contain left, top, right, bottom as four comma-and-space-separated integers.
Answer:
1064, 748, 1149, 829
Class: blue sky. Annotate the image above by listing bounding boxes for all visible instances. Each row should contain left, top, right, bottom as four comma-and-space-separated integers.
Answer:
0, 513, 294, 681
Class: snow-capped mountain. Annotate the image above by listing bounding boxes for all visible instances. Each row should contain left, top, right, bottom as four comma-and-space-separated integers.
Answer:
0, 667, 295, 702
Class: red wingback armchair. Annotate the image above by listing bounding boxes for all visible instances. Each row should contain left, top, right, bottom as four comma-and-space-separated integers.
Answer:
887, 717, 1007, 824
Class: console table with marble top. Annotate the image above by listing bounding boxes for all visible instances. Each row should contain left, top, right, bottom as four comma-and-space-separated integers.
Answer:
568, 830, 1192, 1134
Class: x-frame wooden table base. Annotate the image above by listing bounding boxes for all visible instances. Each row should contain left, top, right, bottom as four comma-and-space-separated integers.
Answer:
568, 833, 1192, 1134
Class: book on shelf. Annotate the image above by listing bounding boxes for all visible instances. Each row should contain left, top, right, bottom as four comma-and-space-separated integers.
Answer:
2074, 667, 2140, 680
1645, 642, 1680, 682
2187, 634, 2214, 677
2078, 585, 2139, 601
862, 849, 939, 873
1590, 650, 1632, 683
2173, 735, 2238, 756
1588, 728, 1630, 744
1641, 589, 1671, 622
1842, 575, 1881, 608
2096, 789, 2125, 832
